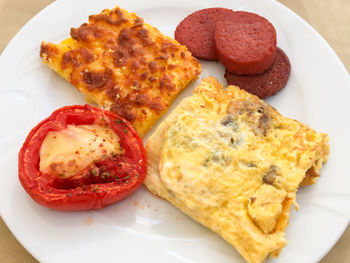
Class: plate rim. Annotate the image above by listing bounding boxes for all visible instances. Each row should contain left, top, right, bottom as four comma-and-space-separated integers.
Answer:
0, 0, 349, 262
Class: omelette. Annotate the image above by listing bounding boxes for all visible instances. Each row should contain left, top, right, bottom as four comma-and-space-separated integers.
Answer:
144, 77, 330, 263
40, 6, 201, 137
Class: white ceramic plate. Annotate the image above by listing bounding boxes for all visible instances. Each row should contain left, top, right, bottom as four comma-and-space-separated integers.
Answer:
0, 0, 349, 262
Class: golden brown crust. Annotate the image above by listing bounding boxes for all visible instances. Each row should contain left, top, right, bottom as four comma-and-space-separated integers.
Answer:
299, 166, 319, 186
40, 6, 201, 137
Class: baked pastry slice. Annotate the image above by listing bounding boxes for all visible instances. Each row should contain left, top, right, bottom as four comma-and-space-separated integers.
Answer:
144, 77, 329, 263
40, 6, 201, 137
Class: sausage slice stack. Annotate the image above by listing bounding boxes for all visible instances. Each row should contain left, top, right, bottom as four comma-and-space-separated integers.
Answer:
175, 8, 291, 99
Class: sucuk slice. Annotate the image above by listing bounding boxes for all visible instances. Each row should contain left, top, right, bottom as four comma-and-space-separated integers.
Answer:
175, 7, 233, 60
224, 47, 291, 99
214, 11, 277, 75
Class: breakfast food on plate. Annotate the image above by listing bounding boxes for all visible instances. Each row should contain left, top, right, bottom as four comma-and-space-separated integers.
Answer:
175, 8, 290, 98
214, 11, 277, 75
40, 6, 201, 137
174, 8, 233, 60
18, 105, 147, 211
144, 77, 329, 263
225, 48, 291, 99
213, 11, 289, 98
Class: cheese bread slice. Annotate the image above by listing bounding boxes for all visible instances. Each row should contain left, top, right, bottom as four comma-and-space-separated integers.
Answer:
144, 77, 329, 263
40, 6, 201, 137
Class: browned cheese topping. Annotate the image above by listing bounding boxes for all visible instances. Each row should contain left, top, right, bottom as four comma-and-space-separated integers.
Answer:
40, 6, 201, 137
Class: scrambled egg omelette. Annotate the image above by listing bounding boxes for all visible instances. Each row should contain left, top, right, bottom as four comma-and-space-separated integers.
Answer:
144, 77, 330, 263
40, 6, 201, 137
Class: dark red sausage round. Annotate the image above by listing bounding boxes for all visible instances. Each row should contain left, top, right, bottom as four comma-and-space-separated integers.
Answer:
175, 8, 233, 60
224, 47, 291, 99
214, 11, 277, 75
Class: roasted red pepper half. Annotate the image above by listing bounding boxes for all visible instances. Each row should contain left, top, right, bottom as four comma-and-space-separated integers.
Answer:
18, 105, 147, 211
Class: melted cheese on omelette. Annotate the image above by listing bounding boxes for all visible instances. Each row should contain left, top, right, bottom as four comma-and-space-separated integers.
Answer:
40, 124, 122, 177
144, 77, 330, 263
40, 6, 201, 137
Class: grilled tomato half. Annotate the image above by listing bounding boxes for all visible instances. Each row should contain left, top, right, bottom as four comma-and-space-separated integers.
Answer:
18, 105, 147, 211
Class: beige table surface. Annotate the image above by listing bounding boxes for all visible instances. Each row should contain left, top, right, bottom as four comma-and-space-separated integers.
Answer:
0, 0, 349, 262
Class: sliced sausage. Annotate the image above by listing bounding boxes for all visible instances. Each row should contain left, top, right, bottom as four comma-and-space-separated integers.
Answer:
225, 47, 291, 99
214, 11, 277, 75
175, 8, 233, 60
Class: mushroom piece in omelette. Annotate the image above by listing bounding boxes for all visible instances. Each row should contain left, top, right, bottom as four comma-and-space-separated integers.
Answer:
144, 77, 330, 263
40, 6, 201, 137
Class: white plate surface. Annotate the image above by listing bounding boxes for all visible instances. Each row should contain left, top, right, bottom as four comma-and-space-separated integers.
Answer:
0, 0, 349, 262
